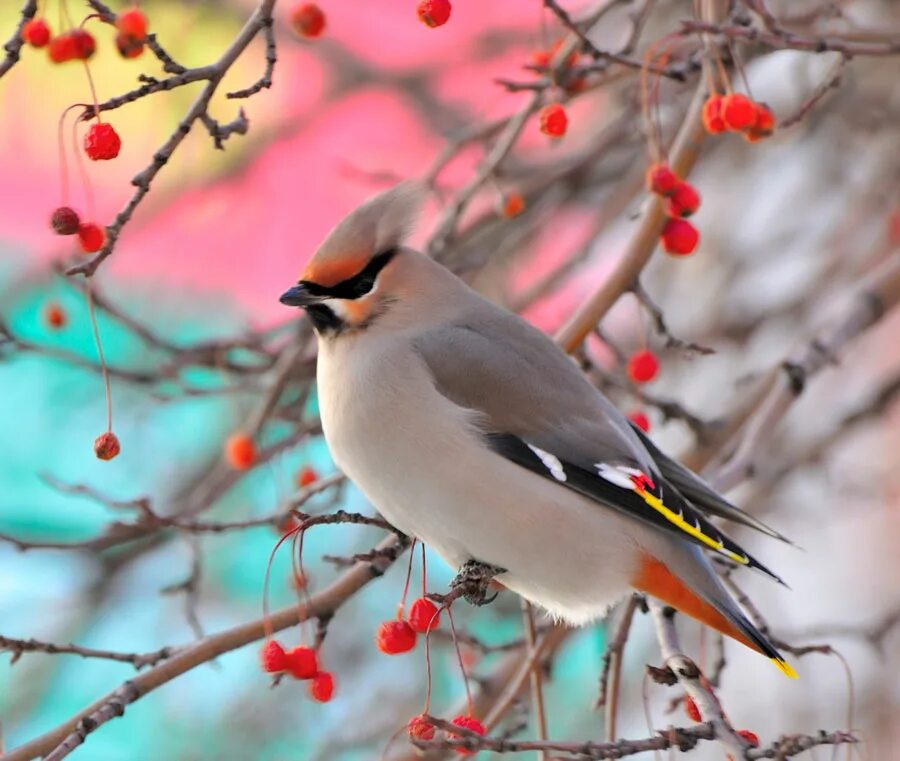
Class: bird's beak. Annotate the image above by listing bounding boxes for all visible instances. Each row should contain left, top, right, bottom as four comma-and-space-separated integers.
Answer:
279, 283, 323, 308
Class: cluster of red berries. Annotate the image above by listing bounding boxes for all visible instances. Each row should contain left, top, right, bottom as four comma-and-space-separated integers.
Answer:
406, 714, 486, 756
225, 433, 257, 470
260, 640, 334, 702
22, 7, 149, 61
376, 598, 441, 654
646, 162, 701, 256
703, 92, 775, 143
417, 0, 452, 28
290, 3, 326, 38
50, 207, 106, 253
539, 103, 568, 138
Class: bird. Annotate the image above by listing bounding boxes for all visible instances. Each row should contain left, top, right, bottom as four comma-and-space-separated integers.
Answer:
279, 181, 797, 678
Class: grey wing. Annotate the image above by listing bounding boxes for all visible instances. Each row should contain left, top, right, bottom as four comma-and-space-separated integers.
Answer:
412, 307, 787, 580
410, 305, 656, 475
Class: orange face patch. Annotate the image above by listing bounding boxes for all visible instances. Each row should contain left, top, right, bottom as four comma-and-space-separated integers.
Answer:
301, 250, 369, 288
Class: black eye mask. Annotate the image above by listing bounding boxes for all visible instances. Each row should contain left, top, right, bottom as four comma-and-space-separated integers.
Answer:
299, 248, 397, 301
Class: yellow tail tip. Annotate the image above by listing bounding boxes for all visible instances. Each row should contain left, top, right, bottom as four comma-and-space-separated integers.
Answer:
772, 657, 799, 679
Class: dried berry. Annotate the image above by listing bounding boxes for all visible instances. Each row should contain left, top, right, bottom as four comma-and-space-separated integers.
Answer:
260, 640, 288, 673
737, 729, 760, 747
646, 162, 679, 196
308, 671, 335, 702
115, 32, 144, 58
23, 19, 51, 48
627, 350, 659, 384
660, 217, 699, 256
376, 620, 417, 654
225, 433, 256, 470
285, 646, 318, 679
51, 206, 81, 235
417, 0, 452, 28
407, 597, 441, 633
407, 715, 435, 741
84, 123, 122, 161
77, 222, 106, 253
290, 3, 326, 38
539, 103, 568, 138
450, 715, 486, 756
94, 432, 121, 461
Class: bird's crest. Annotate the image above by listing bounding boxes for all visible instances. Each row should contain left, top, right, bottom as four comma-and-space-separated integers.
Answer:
302, 181, 425, 287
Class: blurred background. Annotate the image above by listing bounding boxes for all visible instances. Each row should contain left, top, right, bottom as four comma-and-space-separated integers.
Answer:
1, 0, 899, 759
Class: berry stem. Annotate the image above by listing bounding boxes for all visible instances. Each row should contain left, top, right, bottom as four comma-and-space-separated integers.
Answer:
397, 537, 417, 618
85, 283, 112, 433
446, 606, 475, 717
70, 111, 95, 219
420, 542, 427, 597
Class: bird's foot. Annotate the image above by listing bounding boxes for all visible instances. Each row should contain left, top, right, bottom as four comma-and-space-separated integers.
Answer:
430, 559, 506, 608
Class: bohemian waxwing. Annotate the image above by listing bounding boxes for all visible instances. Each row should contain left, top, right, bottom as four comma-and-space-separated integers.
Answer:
280, 182, 797, 678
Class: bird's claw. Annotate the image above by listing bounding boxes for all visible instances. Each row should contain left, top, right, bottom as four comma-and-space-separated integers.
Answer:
449, 559, 505, 607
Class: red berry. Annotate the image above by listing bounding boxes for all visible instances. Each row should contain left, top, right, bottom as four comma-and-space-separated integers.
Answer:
645, 162, 679, 196
685, 696, 701, 722
290, 3, 326, 38
627, 350, 659, 384
71, 28, 96, 60
407, 597, 441, 633
23, 19, 51, 47
407, 715, 435, 741
285, 646, 318, 679
84, 123, 122, 161
737, 729, 760, 747
628, 410, 650, 433
115, 33, 145, 58
51, 206, 81, 235
450, 715, 486, 755
116, 8, 148, 40
48, 34, 76, 63
94, 432, 121, 461
417, 0, 452, 28
539, 103, 568, 138
702, 94, 726, 134
722, 93, 755, 131
225, 433, 256, 470
297, 466, 318, 488
744, 102, 776, 143
376, 620, 417, 655
660, 217, 699, 256
308, 671, 335, 702
77, 222, 106, 253
260, 640, 288, 673
500, 192, 525, 218
45, 303, 67, 330
666, 181, 701, 218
